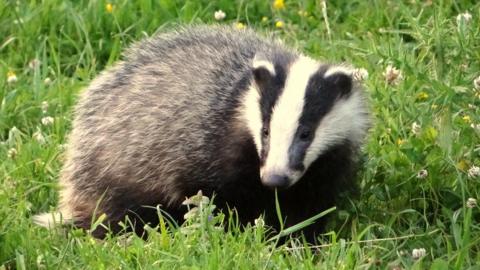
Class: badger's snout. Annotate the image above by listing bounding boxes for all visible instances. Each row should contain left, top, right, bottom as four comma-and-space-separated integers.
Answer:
261, 168, 305, 189
261, 174, 291, 189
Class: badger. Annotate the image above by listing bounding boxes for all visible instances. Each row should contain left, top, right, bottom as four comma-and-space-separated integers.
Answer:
34, 25, 370, 241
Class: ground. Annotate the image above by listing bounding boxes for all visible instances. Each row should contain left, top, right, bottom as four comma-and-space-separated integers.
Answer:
1, 0, 479, 269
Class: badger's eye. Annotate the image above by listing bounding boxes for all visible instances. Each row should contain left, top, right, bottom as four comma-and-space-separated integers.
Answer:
262, 127, 269, 138
299, 129, 311, 141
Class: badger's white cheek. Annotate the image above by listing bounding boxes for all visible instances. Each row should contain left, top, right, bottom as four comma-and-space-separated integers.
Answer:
303, 149, 320, 175
303, 120, 340, 169
260, 166, 266, 179
303, 93, 369, 168
289, 170, 304, 186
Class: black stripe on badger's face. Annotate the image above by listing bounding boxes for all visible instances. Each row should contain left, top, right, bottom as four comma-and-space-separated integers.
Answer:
255, 63, 287, 166
243, 56, 366, 189
242, 55, 289, 167
287, 65, 353, 172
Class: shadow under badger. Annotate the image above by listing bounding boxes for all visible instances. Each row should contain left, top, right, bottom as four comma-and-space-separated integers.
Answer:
35, 26, 370, 241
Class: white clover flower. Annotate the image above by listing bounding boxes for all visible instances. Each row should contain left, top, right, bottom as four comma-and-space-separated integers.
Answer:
7, 71, 17, 84
411, 122, 421, 135
28, 59, 41, 70
466, 198, 477, 208
41, 116, 54, 126
411, 248, 426, 260
58, 143, 67, 151
471, 123, 480, 131
468, 165, 480, 178
383, 65, 403, 85
7, 148, 18, 159
44, 77, 52, 86
353, 68, 369, 82
33, 131, 46, 144
474, 75, 480, 90
214, 10, 226, 21
183, 207, 199, 220
182, 190, 209, 206
41, 101, 49, 114
254, 216, 265, 228
456, 12, 472, 25
9, 126, 20, 135
416, 169, 428, 179
36, 254, 46, 269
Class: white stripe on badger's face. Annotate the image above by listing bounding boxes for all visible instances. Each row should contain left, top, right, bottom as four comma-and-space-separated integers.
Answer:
241, 84, 262, 152
260, 56, 319, 186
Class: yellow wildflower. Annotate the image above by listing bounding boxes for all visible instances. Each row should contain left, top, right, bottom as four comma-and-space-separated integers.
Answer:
298, 10, 308, 17
235, 22, 245, 30
261, 16, 268, 23
431, 104, 438, 109
7, 71, 17, 84
106, 3, 114, 13
417, 92, 429, 101
273, 0, 285, 10
397, 138, 406, 146
462, 115, 471, 123
457, 159, 469, 171
275, 20, 284, 28
425, 126, 437, 141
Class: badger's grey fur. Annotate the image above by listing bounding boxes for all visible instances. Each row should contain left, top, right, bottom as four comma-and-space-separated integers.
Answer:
35, 25, 370, 241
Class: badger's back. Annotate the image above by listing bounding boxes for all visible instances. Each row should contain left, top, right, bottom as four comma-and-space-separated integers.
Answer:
46, 27, 283, 234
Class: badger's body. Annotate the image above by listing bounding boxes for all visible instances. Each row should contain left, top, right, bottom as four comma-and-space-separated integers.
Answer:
35, 26, 370, 241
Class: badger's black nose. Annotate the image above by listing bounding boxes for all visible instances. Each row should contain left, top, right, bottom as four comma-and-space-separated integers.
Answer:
262, 174, 290, 189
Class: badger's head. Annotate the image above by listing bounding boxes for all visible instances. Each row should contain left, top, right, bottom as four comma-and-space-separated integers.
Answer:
242, 53, 370, 189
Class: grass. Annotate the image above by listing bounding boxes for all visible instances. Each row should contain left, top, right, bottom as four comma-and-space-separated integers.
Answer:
1, 0, 480, 268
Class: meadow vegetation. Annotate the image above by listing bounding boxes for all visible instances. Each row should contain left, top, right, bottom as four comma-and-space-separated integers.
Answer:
1, 0, 479, 269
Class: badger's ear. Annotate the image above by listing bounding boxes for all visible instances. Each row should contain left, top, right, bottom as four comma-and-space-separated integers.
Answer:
252, 55, 276, 91
323, 67, 353, 97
